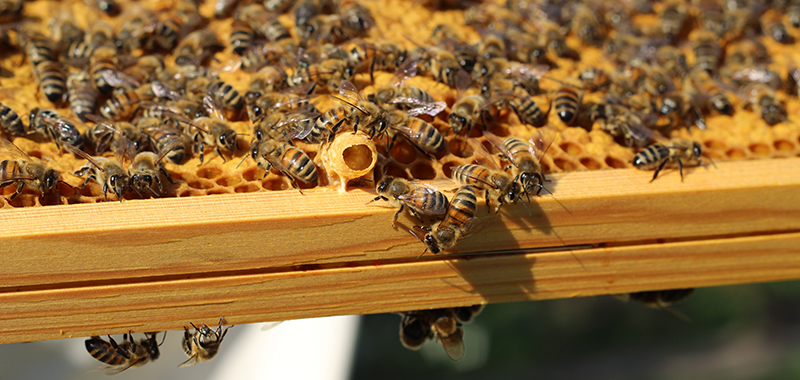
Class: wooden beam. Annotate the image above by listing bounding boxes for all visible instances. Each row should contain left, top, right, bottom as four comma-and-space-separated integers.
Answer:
1, 158, 799, 343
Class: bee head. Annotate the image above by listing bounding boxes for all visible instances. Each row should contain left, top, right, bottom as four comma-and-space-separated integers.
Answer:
109, 174, 130, 197
219, 130, 238, 154
141, 333, 161, 360
519, 172, 544, 196
692, 142, 703, 160
424, 234, 441, 254
42, 169, 59, 193
376, 176, 393, 194
506, 181, 523, 203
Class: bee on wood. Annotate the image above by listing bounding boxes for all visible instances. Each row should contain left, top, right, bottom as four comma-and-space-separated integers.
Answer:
415, 185, 481, 254
369, 176, 449, 226
179, 318, 233, 368
633, 138, 710, 182
316, 80, 388, 138
85, 332, 163, 375
71, 142, 133, 201
0, 137, 69, 202
483, 129, 555, 198
618, 289, 694, 321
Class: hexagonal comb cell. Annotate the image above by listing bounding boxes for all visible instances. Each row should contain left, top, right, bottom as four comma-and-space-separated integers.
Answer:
748, 143, 772, 156
234, 183, 261, 193
604, 156, 628, 169
216, 175, 243, 187
388, 139, 417, 164
579, 157, 603, 170
196, 167, 224, 180
410, 163, 437, 180
774, 140, 796, 152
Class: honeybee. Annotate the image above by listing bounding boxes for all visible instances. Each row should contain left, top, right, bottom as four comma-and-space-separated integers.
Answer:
248, 137, 319, 190
29, 109, 85, 151
229, 20, 254, 56
318, 80, 388, 138
119, 55, 167, 88
86, 20, 116, 50
789, 0, 800, 27
21, 30, 56, 68
724, 39, 769, 67
653, 45, 688, 78
116, 6, 157, 51
152, 1, 201, 50
347, 40, 408, 81
656, 0, 688, 42
128, 137, 181, 196
687, 68, 732, 115
99, 86, 153, 121
67, 71, 98, 122
633, 138, 709, 182
180, 318, 233, 368
741, 82, 786, 125
215, 0, 239, 17
246, 87, 311, 123
189, 96, 240, 164
369, 176, 449, 226
71, 143, 133, 201
174, 29, 223, 66
245, 66, 289, 100
483, 129, 554, 198
255, 104, 323, 143
578, 67, 611, 92
452, 153, 524, 214
416, 185, 480, 254
288, 56, 355, 94
140, 118, 188, 164
89, 46, 120, 95
0, 137, 68, 202
549, 79, 583, 125
34, 60, 67, 103
489, 88, 547, 127
448, 94, 489, 136
690, 30, 721, 75
337, 0, 374, 36
0, 102, 25, 136
241, 42, 289, 72
475, 30, 506, 62
370, 58, 446, 117
83, 114, 147, 155
658, 91, 706, 131
399, 308, 465, 361
413, 45, 471, 88
569, 3, 605, 46
503, 27, 550, 65
0, 0, 22, 23
430, 25, 477, 74
85, 0, 119, 16
619, 288, 694, 321
762, 14, 790, 44
84, 332, 163, 376
206, 80, 245, 117
386, 110, 444, 157
236, 3, 291, 42
264, 0, 295, 13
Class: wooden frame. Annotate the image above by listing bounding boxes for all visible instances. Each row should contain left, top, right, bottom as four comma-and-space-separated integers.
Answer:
1, 157, 799, 344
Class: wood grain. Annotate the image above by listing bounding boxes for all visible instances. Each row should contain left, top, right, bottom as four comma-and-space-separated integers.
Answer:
0, 158, 799, 343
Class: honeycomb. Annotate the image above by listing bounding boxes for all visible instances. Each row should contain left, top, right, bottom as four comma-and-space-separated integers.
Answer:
1, 0, 799, 208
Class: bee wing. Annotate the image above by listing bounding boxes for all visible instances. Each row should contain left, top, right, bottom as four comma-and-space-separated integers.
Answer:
437, 328, 465, 361
392, 98, 447, 117
151, 80, 184, 101
113, 135, 137, 164
529, 126, 558, 163
507, 63, 550, 80
479, 90, 513, 111
482, 130, 517, 165
466, 138, 503, 171
389, 56, 419, 87
202, 95, 226, 121
64, 143, 104, 171
177, 355, 200, 369
105, 362, 138, 376
0, 136, 33, 161
154, 136, 184, 163
259, 321, 284, 332
274, 108, 323, 141
338, 79, 365, 102
101, 69, 142, 89
453, 68, 472, 98
626, 120, 666, 143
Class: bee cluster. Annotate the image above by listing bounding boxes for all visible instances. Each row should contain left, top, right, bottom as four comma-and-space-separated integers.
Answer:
0, 0, 799, 366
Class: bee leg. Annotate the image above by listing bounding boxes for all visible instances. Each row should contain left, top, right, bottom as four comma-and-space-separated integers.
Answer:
392, 204, 403, 227
5, 182, 23, 202
331, 118, 347, 135
353, 115, 361, 134
386, 132, 400, 152
369, 54, 376, 83
282, 170, 303, 194
216, 146, 226, 163
650, 158, 670, 183
77, 174, 94, 190
484, 189, 492, 212
102, 183, 109, 202
678, 158, 685, 182
160, 168, 176, 186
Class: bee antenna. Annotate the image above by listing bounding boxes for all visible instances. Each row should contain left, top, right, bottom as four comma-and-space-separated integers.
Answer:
236, 154, 250, 169
702, 153, 717, 168
158, 331, 167, 346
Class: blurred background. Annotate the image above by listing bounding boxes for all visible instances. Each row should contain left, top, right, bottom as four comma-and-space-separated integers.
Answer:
3, 280, 800, 380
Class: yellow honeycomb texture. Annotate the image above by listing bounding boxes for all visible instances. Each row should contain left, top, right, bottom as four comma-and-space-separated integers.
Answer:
1, 0, 799, 208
